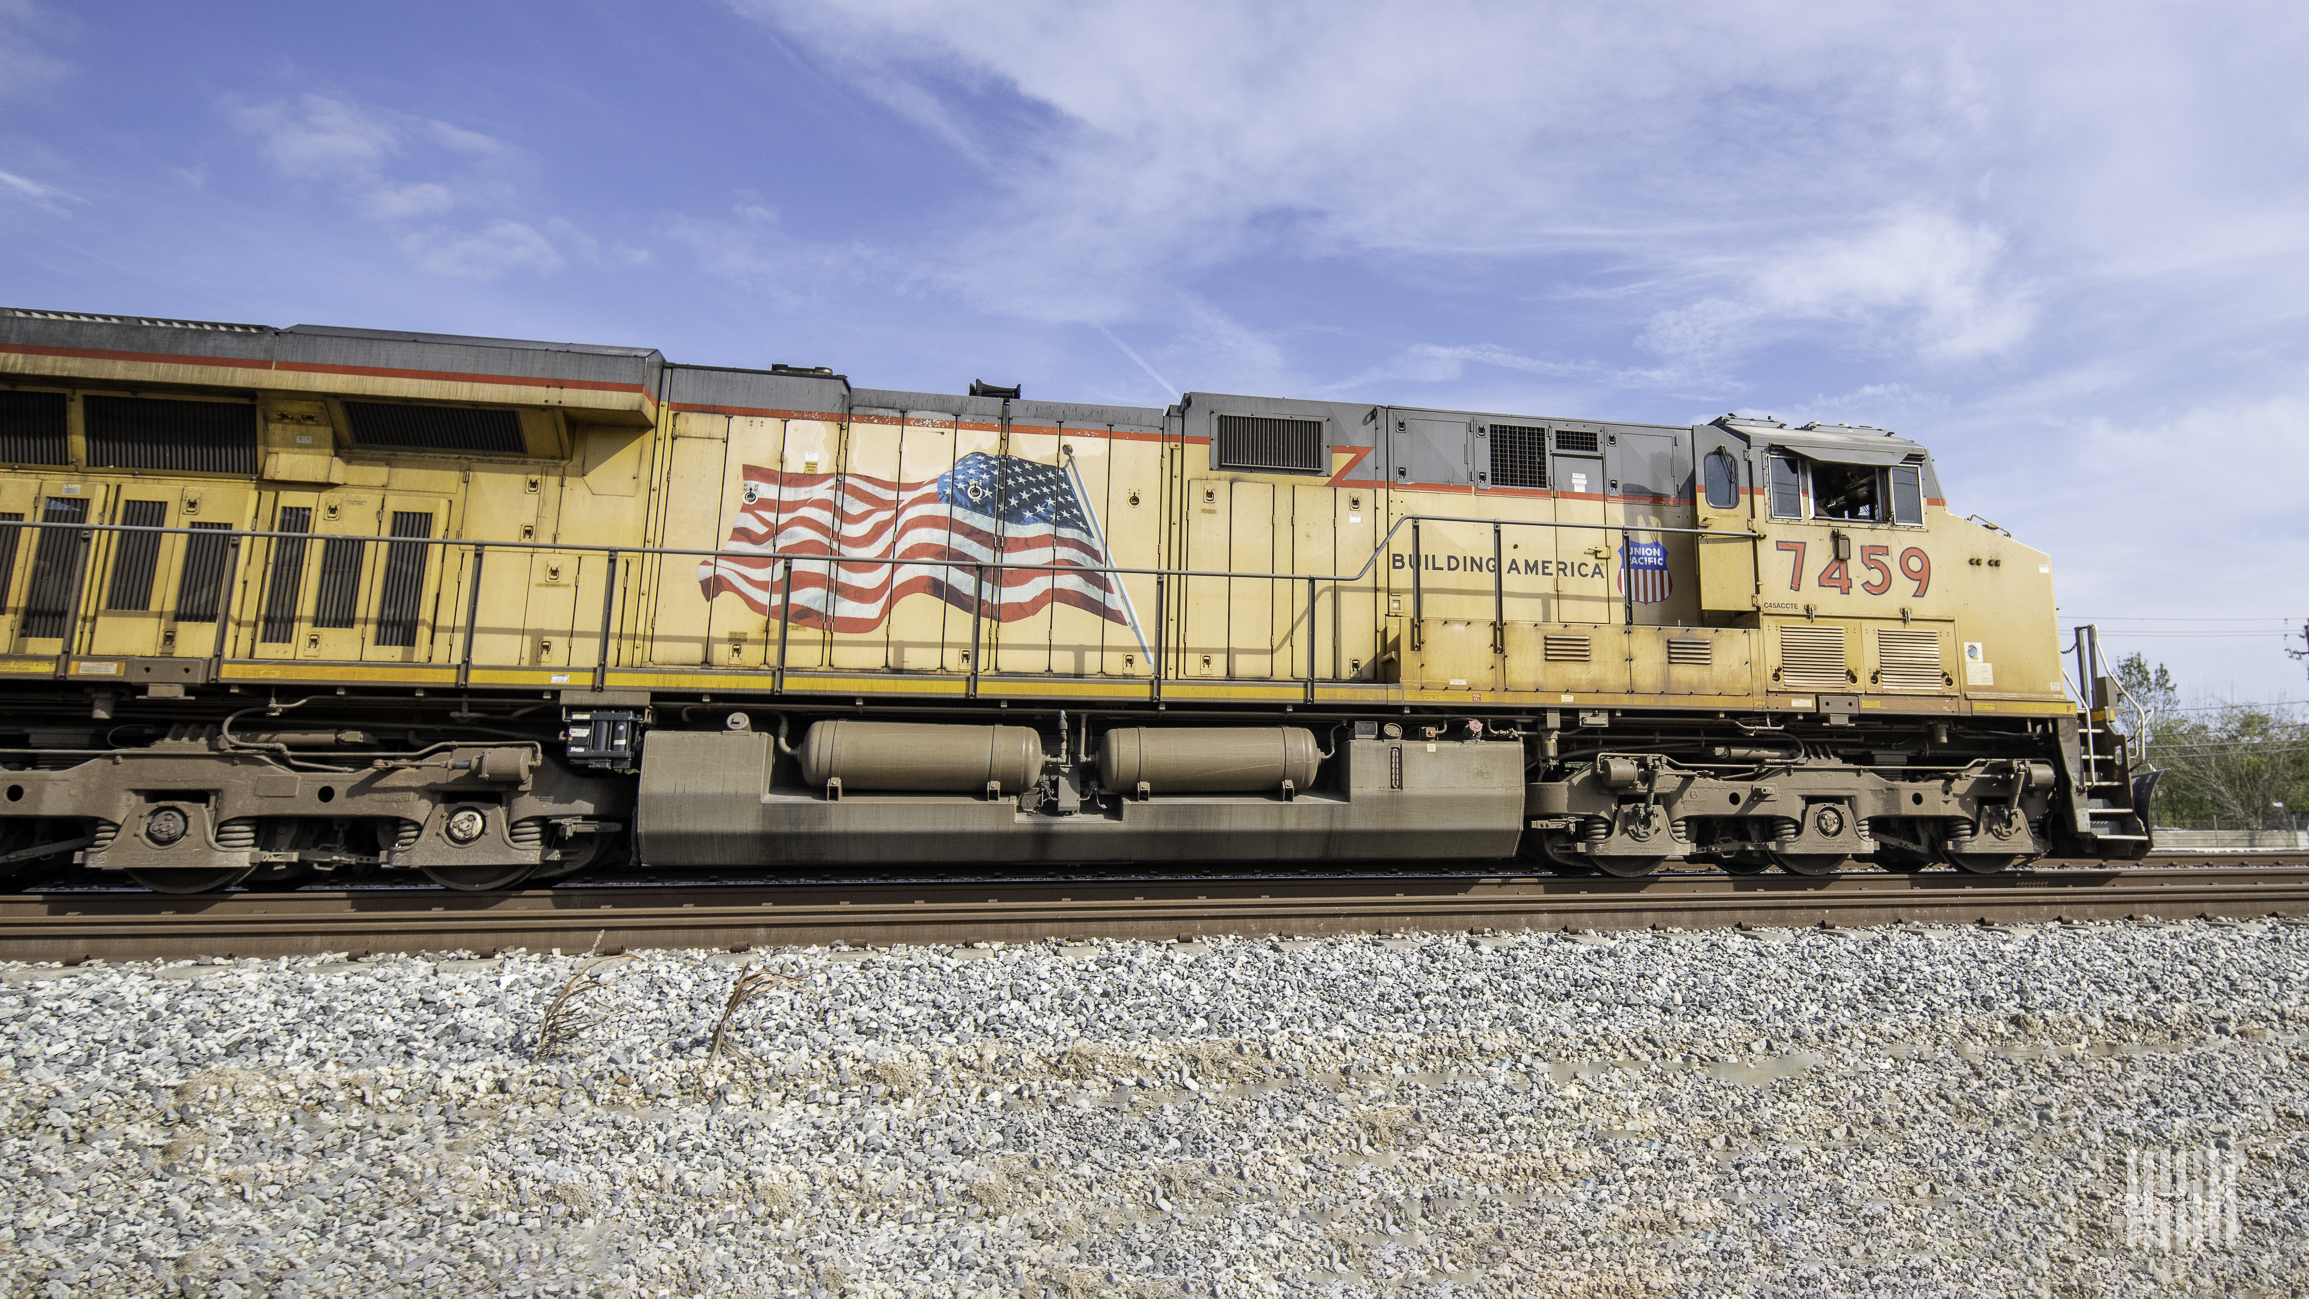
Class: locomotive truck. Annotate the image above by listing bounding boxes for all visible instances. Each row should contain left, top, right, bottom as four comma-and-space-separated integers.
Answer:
0, 307, 2149, 893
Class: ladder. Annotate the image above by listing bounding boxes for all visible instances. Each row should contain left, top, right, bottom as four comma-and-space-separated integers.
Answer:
2070, 624, 2153, 858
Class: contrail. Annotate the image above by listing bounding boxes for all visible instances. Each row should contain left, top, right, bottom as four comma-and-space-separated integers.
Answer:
1096, 324, 1175, 398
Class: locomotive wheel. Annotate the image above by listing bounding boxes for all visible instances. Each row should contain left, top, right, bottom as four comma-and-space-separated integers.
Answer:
530, 833, 620, 884
1768, 853, 1847, 877
1946, 852, 2029, 875
1593, 855, 1667, 879
421, 861, 542, 892
1519, 831, 1599, 876
127, 866, 256, 895
243, 863, 319, 891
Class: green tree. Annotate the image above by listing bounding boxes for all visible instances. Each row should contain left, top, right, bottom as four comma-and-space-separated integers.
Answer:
2117, 655, 2308, 829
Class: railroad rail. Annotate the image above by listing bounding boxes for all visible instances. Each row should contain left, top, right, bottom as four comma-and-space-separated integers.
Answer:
4, 864, 2307, 964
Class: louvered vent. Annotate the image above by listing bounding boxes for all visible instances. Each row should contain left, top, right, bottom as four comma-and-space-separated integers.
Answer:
1488, 425, 1548, 488
0, 390, 68, 465
1876, 628, 1945, 691
1543, 635, 1592, 663
84, 396, 258, 473
1778, 624, 1850, 689
1214, 415, 1324, 473
344, 402, 527, 454
1667, 638, 1712, 666
105, 499, 168, 612
20, 496, 87, 639
172, 522, 231, 622
1554, 429, 1599, 453
374, 511, 434, 648
0, 513, 21, 611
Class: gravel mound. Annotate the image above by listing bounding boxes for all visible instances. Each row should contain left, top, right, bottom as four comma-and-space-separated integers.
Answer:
3, 919, 2304, 1296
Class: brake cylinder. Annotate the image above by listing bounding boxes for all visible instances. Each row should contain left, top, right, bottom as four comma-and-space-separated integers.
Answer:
1096, 727, 1321, 794
797, 721, 1046, 793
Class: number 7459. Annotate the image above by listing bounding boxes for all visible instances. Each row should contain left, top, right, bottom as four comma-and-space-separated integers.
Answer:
1774, 541, 1931, 597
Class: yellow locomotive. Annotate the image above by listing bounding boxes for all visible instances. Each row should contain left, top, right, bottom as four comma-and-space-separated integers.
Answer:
0, 307, 2148, 892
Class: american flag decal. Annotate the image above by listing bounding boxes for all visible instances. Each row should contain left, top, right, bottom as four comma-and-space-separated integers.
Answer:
697, 452, 1142, 642
1619, 539, 1672, 604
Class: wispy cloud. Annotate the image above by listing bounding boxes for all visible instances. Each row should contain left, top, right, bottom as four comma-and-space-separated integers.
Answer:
1639, 209, 2035, 367
229, 93, 633, 280
0, 0, 70, 100
0, 168, 80, 216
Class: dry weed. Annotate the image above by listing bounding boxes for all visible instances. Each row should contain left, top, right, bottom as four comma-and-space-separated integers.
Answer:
707, 963, 802, 1070
531, 955, 631, 1059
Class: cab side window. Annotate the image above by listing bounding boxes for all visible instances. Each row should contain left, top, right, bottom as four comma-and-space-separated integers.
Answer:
1767, 454, 1804, 519
1890, 463, 1924, 525
1703, 449, 1740, 509
1810, 462, 1881, 521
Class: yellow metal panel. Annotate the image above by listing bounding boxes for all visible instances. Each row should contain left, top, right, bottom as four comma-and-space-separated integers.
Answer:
1087, 430, 1160, 680
359, 494, 452, 664
1180, 477, 1228, 680
1225, 479, 1275, 678
1629, 625, 1754, 696
578, 425, 646, 497
85, 486, 177, 657
886, 415, 964, 672
1405, 618, 1495, 690
1501, 622, 1630, 694
646, 415, 731, 667
222, 662, 458, 684
1313, 483, 1380, 679
1552, 478, 1614, 626
828, 413, 900, 671
1696, 519, 1757, 614
521, 552, 581, 666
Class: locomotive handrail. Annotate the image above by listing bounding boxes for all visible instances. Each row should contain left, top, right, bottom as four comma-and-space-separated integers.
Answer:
0, 512, 1761, 586
0, 513, 1767, 691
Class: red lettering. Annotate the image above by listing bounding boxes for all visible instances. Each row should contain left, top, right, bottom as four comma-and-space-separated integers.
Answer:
1860, 544, 1892, 595
1775, 540, 1806, 592
1900, 547, 1932, 597
1817, 558, 1853, 595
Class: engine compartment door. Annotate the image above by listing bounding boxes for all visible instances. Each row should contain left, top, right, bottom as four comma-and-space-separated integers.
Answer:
1694, 425, 1757, 613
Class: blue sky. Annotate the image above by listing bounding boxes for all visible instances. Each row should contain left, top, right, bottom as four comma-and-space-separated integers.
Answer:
4, 0, 2305, 700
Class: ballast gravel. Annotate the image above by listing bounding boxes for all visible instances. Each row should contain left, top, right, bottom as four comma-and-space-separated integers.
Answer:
3, 919, 2305, 1297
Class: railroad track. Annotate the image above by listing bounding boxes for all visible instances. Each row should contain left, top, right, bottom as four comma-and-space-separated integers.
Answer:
5, 864, 2307, 964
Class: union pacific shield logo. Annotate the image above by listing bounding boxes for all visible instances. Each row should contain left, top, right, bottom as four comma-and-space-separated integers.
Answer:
1618, 540, 1671, 604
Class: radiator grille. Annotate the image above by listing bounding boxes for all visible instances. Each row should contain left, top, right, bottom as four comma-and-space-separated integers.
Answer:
260, 506, 312, 644
0, 512, 21, 611
1487, 425, 1548, 488
1876, 628, 1945, 691
344, 402, 527, 454
1553, 429, 1599, 453
1213, 415, 1323, 473
20, 496, 87, 640
0, 390, 68, 465
1543, 634, 1592, 663
104, 499, 168, 611
1777, 624, 1849, 689
83, 396, 258, 473
375, 511, 433, 648
172, 522, 232, 622
313, 536, 365, 629
1667, 638, 1712, 666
